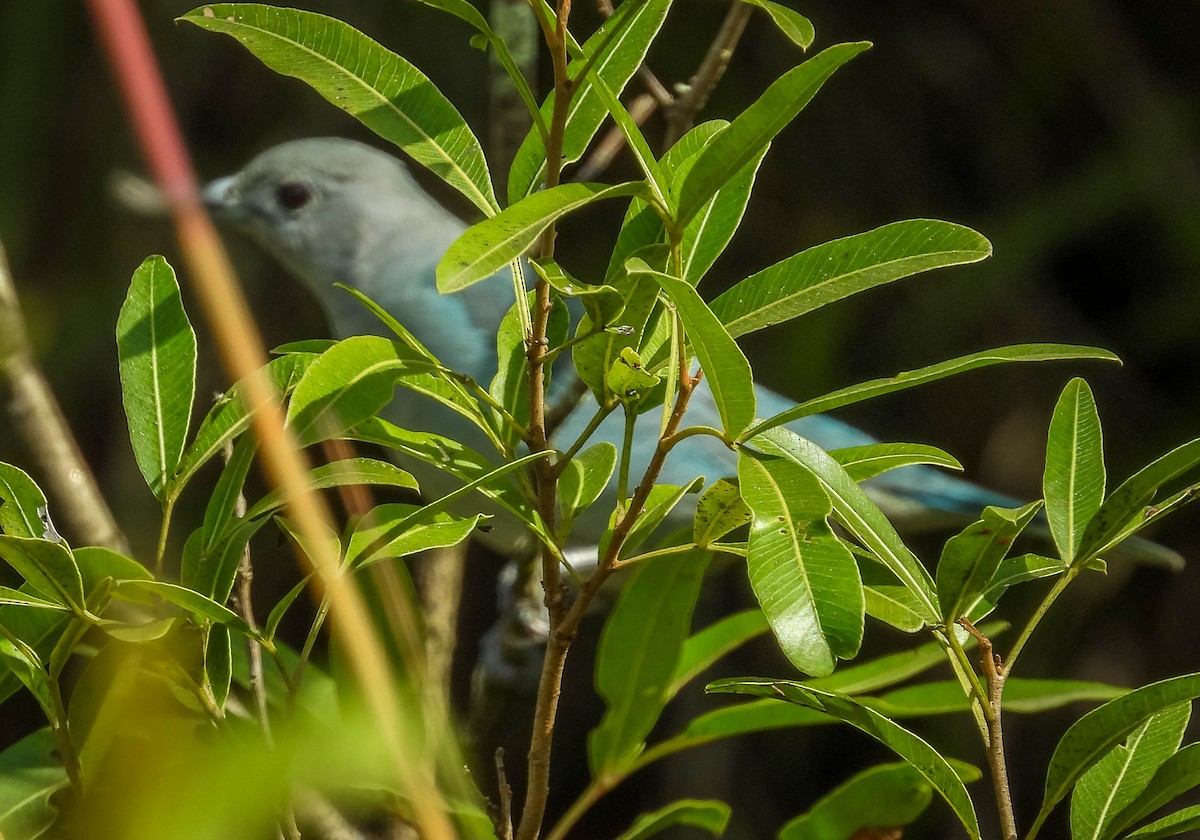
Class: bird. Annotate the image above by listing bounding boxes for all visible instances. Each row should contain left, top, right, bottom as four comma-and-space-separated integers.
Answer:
202, 137, 1178, 575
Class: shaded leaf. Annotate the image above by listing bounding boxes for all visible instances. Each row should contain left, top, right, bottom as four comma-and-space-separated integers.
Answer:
670, 609, 769, 696
709, 678, 979, 838
778, 762, 933, 840
590, 549, 710, 777
0, 728, 67, 838
615, 800, 730, 840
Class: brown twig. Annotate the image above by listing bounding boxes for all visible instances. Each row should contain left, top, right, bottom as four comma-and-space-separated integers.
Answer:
0, 238, 129, 553
495, 748, 515, 840
957, 618, 1018, 840
574, 93, 660, 182
515, 1, 575, 835
665, 1, 753, 147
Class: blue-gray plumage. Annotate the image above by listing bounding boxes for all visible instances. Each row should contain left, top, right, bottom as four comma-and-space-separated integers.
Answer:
203, 138, 1174, 568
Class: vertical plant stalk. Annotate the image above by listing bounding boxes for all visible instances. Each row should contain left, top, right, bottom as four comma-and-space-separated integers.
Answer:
517, 2, 574, 837
83, 1, 454, 835
0, 239, 129, 554
958, 619, 1018, 840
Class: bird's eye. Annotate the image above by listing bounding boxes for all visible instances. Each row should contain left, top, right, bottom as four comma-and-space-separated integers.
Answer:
275, 182, 312, 211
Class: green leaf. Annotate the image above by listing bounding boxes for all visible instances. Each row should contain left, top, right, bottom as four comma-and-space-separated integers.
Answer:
264, 574, 312, 641
0, 536, 84, 610
670, 609, 769, 696
287, 336, 424, 444
337, 284, 492, 431
614, 800, 730, 840
676, 42, 869, 226
531, 260, 625, 326
677, 139, 768, 287
1030, 672, 1200, 839
0, 602, 68, 706
0, 586, 69, 612
867, 679, 1125, 717
738, 0, 814, 50
243, 458, 418, 522
964, 553, 1104, 623
1044, 378, 1106, 563
693, 478, 752, 547
114, 580, 253, 636
712, 219, 991, 338
0, 728, 68, 838
606, 346, 661, 398
590, 549, 710, 778
181, 4, 498, 216
737, 451, 863, 676
607, 121, 725, 280
805, 626, 1006, 695
1077, 437, 1200, 564
559, 442, 619, 531
507, 0, 671, 202
778, 762, 933, 840
349, 417, 552, 545
632, 261, 756, 435
490, 291, 569, 450
406, 0, 544, 144
1071, 703, 1189, 840
345, 503, 483, 569
752, 428, 939, 622
606, 480, 703, 560
936, 502, 1042, 623
831, 443, 963, 482
206, 623, 233, 708
176, 352, 315, 490
708, 678, 980, 838
1107, 742, 1200, 839
438, 181, 647, 293
0, 464, 49, 540
200, 433, 257, 555
583, 67, 669, 206
744, 344, 1121, 441
1124, 805, 1200, 840
116, 255, 197, 500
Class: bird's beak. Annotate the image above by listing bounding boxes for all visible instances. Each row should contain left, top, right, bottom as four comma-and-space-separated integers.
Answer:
202, 175, 246, 219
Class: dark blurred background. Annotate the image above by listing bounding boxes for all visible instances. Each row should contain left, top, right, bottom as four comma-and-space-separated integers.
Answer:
1, 1, 1198, 837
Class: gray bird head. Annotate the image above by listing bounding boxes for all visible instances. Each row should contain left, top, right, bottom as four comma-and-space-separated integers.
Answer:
203, 138, 462, 301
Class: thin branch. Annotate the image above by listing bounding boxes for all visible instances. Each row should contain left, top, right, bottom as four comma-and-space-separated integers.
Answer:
958, 618, 1018, 840
495, 748, 514, 840
0, 238, 129, 553
574, 93, 661, 182
515, 1, 575, 837
665, 1, 753, 147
